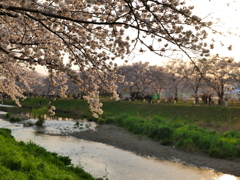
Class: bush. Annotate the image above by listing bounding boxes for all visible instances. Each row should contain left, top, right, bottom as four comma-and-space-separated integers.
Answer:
97, 118, 106, 124
151, 116, 166, 124
114, 114, 129, 126
197, 135, 214, 151
175, 138, 195, 151
208, 147, 230, 159
5, 112, 12, 118
35, 115, 45, 126
170, 122, 183, 129
143, 123, 158, 137
155, 126, 173, 140
9, 117, 21, 122
105, 117, 114, 124
32, 107, 49, 126
223, 130, 240, 138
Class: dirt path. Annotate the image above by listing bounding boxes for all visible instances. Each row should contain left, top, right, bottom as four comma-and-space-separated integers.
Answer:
69, 124, 240, 177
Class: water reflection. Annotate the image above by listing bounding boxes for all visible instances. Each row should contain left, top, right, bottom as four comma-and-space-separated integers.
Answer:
0, 105, 83, 121
214, 174, 238, 180
10, 128, 231, 180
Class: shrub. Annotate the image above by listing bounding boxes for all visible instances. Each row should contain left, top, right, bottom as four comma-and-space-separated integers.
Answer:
58, 156, 71, 166
155, 126, 173, 140
223, 130, 240, 139
143, 123, 158, 137
32, 107, 49, 126
5, 112, 12, 118
97, 118, 106, 124
35, 116, 45, 126
175, 138, 195, 151
9, 117, 21, 122
170, 122, 183, 129
151, 116, 166, 124
208, 147, 230, 159
105, 117, 114, 124
114, 114, 129, 126
197, 135, 214, 151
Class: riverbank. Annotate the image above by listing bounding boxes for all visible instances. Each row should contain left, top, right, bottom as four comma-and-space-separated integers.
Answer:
0, 128, 100, 180
69, 124, 240, 177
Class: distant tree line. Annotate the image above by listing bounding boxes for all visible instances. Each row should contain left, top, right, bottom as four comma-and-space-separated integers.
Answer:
24, 55, 240, 105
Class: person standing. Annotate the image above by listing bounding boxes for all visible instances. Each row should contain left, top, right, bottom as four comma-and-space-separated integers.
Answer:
195, 95, 199, 105
205, 94, 208, 105
211, 96, 214, 105
224, 97, 228, 107
208, 95, 212, 106
202, 94, 206, 105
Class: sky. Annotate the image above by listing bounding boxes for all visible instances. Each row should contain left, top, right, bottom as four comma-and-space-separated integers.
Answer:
187, 0, 240, 57
130, 0, 240, 65
36, 0, 240, 75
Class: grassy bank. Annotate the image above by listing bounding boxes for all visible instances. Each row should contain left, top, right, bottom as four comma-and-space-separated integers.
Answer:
0, 128, 101, 180
105, 115, 240, 159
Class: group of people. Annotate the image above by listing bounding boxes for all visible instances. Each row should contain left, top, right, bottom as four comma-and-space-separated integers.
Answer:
195, 94, 214, 105
194, 94, 229, 107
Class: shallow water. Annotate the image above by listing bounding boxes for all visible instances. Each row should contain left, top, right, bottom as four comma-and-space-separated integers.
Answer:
0, 111, 239, 180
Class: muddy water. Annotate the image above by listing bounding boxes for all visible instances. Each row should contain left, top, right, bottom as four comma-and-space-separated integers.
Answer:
0, 111, 239, 180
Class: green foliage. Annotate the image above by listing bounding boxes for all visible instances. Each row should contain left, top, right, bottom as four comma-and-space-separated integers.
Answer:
5, 112, 12, 118
5, 112, 21, 122
112, 115, 173, 141
32, 107, 49, 126
75, 121, 80, 127
223, 130, 240, 138
32, 106, 49, 117
0, 128, 14, 139
97, 118, 106, 124
151, 116, 166, 124
105, 117, 115, 124
0, 129, 101, 180
111, 115, 240, 159
154, 126, 173, 140
9, 117, 21, 122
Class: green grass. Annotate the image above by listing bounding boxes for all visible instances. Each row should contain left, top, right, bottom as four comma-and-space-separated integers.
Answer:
105, 115, 240, 159
0, 128, 102, 180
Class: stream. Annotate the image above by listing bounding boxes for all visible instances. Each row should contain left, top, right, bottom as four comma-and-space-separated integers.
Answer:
0, 105, 239, 180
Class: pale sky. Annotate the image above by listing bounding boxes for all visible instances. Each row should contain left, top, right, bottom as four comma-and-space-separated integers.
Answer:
36, 0, 240, 75
130, 0, 240, 65
188, 0, 240, 58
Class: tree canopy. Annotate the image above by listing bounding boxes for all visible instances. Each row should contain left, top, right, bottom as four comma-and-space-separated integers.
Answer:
0, 0, 228, 117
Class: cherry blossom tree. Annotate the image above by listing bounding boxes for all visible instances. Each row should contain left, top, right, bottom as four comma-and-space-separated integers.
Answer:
148, 65, 165, 100
198, 55, 235, 104
180, 60, 205, 96
118, 62, 153, 99
162, 60, 184, 101
0, 63, 36, 106
0, 0, 222, 117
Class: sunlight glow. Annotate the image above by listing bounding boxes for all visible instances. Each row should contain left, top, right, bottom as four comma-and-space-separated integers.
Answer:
213, 174, 239, 180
